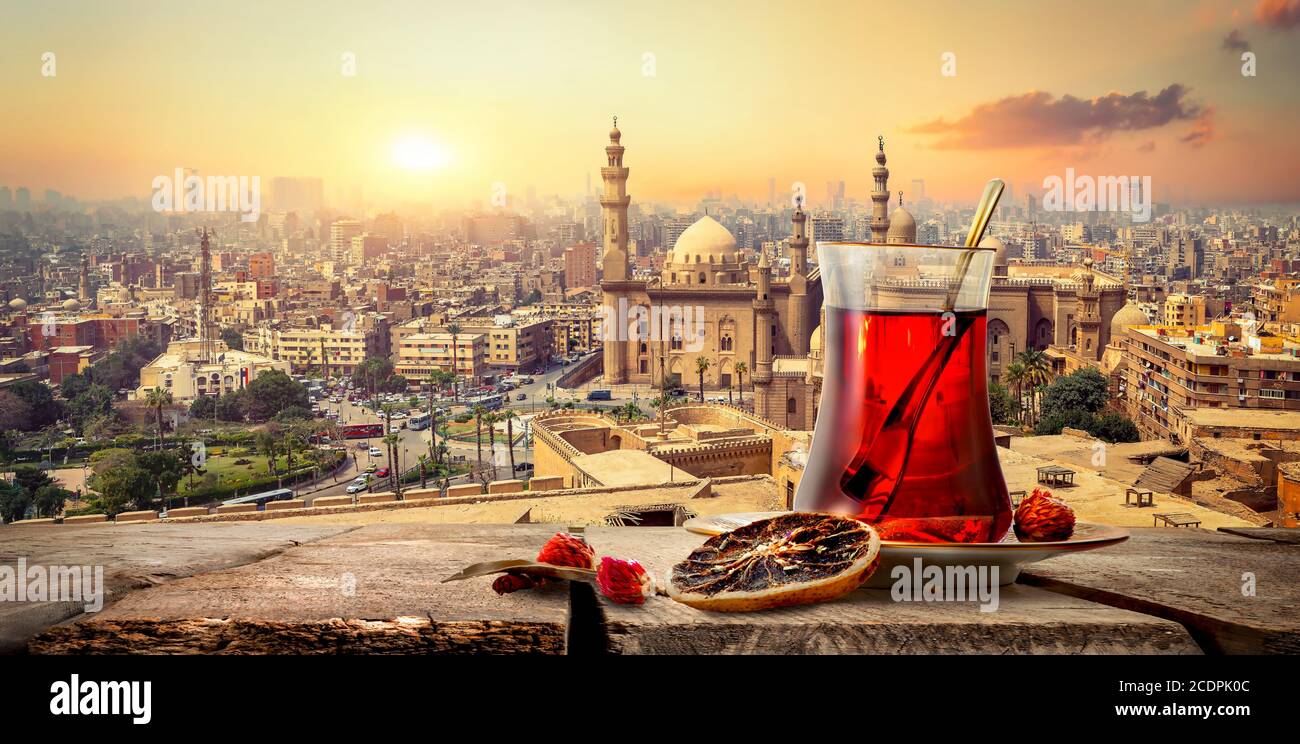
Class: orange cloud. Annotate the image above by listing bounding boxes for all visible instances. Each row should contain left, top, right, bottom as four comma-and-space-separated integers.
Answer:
1255, 0, 1300, 28
908, 86, 1207, 150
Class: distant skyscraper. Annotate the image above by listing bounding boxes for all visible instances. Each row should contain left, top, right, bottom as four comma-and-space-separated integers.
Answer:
911, 179, 926, 202
768, 177, 776, 208
15, 187, 31, 210
329, 219, 363, 260
0, 187, 10, 210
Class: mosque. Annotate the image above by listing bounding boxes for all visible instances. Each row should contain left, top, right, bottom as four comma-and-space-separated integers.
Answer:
597, 121, 1130, 431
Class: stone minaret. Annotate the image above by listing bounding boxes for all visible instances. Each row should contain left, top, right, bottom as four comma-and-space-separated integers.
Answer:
197, 228, 215, 362
1076, 257, 1101, 359
600, 118, 634, 384
78, 254, 90, 302
788, 198, 810, 355
870, 135, 891, 243
789, 196, 809, 277
752, 250, 775, 417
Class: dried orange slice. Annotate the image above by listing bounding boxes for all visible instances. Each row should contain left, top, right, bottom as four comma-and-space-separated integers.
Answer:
667, 513, 880, 612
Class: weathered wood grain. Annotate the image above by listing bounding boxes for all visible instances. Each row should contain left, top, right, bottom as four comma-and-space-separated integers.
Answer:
579, 527, 1200, 655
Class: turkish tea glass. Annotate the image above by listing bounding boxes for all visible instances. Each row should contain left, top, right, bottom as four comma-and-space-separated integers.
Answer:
794, 241, 1011, 543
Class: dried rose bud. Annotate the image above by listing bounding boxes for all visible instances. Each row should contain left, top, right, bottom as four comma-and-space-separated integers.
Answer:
536, 532, 597, 569
492, 572, 542, 595
596, 556, 654, 605
1014, 490, 1076, 542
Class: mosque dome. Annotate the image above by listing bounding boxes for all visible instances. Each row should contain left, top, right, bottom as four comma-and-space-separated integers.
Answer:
670, 216, 737, 266
7, 298, 27, 311
1111, 301, 1148, 338
62, 298, 81, 311
979, 236, 1008, 266
809, 323, 823, 353
886, 205, 916, 243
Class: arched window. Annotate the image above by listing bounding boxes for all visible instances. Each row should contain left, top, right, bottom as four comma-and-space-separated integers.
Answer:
787, 397, 797, 414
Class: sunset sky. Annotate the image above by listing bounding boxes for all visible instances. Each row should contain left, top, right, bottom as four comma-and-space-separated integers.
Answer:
2, 0, 1299, 209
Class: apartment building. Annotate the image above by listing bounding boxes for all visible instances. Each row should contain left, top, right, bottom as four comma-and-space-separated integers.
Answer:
1119, 320, 1300, 442
394, 332, 489, 384
243, 323, 386, 377
1163, 293, 1208, 327
458, 317, 554, 374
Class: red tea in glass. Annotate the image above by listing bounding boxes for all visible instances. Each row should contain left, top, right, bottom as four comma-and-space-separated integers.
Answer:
795, 243, 1011, 543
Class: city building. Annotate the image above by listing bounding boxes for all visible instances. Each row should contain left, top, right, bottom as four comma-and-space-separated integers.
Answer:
394, 331, 489, 384
1116, 319, 1300, 442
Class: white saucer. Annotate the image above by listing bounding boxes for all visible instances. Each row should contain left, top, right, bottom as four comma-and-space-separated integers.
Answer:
681, 512, 1129, 586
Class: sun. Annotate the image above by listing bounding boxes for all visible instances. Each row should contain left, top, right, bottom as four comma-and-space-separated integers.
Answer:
391, 136, 450, 171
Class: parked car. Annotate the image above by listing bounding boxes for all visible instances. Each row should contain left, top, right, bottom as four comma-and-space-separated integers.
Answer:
346, 481, 368, 494
365, 463, 377, 473
368, 446, 383, 457
375, 467, 390, 478
516, 393, 527, 401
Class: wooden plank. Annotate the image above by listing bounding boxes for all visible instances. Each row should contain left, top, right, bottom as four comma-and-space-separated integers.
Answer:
1019, 527, 1300, 654
0, 522, 353, 654
28, 524, 570, 655
1217, 527, 1300, 545
577, 527, 1200, 655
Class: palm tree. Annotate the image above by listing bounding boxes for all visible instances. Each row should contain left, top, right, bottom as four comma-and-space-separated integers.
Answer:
471, 403, 486, 466
417, 453, 430, 489
1004, 362, 1028, 426
650, 395, 670, 439
145, 387, 172, 450
446, 323, 462, 403
734, 362, 748, 404
695, 357, 711, 402
383, 432, 401, 496
1016, 349, 1052, 427
500, 409, 518, 476
483, 411, 499, 480
256, 432, 278, 478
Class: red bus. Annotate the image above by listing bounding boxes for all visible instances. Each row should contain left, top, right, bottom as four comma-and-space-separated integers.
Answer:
341, 423, 384, 439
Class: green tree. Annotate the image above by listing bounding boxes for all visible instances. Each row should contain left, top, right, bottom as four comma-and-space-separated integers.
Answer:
9, 380, 61, 430
60, 372, 92, 400
90, 464, 154, 514
1039, 367, 1110, 422
0, 480, 32, 523
243, 371, 310, 422
66, 383, 113, 433
500, 408, 518, 475
734, 361, 748, 404
1089, 412, 1140, 443
32, 484, 69, 518
988, 382, 1020, 426
144, 387, 173, 449
13, 465, 54, 496
446, 324, 462, 403
1015, 349, 1053, 427
483, 411, 499, 480
134, 449, 187, 508
189, 395, 217, 419
695, 356, 711, 402
216, 391, 246, 422
471, 403, 486, 466
220, 327, 245, 351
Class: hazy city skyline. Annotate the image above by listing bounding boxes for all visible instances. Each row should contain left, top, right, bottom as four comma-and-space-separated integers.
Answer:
3, 0, 1300, 209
